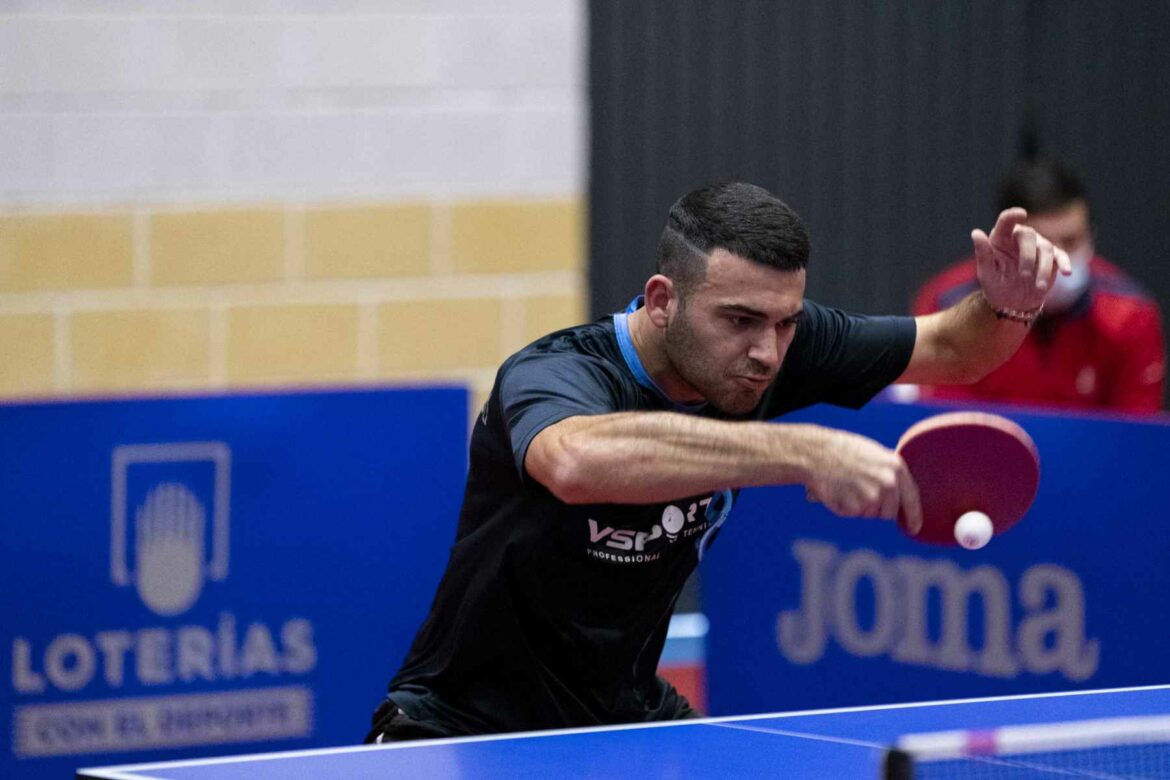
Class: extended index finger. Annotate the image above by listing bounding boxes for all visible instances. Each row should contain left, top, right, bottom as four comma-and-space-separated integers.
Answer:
988, 207, 1029, 247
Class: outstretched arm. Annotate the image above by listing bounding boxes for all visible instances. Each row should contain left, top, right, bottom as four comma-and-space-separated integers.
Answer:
526, 411, 923, 532
899, 208, 1072, 385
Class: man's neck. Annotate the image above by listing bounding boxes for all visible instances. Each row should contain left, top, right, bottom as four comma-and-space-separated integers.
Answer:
626, 307, 705, 406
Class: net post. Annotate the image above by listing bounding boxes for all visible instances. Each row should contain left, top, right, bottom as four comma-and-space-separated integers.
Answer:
882, 747, 915, 780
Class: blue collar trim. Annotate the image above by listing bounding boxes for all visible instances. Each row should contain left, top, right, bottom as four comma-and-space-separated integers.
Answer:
614, 296, 706, 414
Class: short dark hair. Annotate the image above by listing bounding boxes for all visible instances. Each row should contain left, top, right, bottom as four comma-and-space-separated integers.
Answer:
655, 182, 810, 294
996, 158, 1088, 215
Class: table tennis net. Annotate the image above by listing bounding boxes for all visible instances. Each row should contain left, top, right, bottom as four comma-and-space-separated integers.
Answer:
883, 715, 1170, 779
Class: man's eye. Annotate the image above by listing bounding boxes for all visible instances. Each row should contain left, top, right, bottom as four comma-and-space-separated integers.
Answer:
728, 316, 750, 328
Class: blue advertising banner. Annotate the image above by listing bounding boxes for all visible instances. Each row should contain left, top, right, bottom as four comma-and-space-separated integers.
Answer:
0, 386, 468, 779
704, 402, 1170, 716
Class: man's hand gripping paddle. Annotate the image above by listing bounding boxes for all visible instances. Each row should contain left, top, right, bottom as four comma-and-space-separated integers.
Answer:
896, 412, 1040, 549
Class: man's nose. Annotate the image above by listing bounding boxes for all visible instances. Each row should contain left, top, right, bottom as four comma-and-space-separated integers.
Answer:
748, 329, 783, 371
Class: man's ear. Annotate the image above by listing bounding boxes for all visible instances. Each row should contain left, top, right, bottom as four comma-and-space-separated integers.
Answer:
643, 274, 675, 328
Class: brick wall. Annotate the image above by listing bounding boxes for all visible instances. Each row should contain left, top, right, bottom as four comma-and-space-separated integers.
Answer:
0, 1, 586, 411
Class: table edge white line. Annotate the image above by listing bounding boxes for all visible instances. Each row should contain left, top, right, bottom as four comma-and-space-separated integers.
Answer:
78, 683, 1170, 774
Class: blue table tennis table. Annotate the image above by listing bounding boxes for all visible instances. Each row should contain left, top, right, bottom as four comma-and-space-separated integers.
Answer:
78, 685, 1170, 779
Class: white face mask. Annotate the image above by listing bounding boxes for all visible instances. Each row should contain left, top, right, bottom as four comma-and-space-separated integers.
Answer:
1045, 244, 1093, 313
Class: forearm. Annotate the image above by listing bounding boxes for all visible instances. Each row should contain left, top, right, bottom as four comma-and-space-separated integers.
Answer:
905, 291, 1031, 385
538, 412, 826, 504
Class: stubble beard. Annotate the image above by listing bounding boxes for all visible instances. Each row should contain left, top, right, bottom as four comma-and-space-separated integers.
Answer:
664, 306, 765, 415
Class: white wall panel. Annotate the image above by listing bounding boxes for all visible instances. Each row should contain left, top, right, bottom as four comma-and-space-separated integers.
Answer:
2, 1, 578, 16
0, 1, 584, 206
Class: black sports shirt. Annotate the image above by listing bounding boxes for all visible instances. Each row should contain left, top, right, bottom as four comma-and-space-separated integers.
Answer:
385, 298, 916, 735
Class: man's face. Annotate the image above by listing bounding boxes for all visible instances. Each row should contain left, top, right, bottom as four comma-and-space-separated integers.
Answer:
664, 249, 806, 414
1026, 199, 1092, 256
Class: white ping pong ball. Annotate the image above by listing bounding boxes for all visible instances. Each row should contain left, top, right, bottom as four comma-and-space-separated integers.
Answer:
954, 511, 994, 550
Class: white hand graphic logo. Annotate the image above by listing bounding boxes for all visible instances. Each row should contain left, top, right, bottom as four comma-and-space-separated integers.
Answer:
134, 482, 206, 616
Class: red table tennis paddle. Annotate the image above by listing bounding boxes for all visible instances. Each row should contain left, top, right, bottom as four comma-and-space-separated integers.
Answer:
896, 411, 1040, 547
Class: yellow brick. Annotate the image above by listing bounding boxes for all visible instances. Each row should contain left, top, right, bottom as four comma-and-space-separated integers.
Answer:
227, 304, 359, 384
151, 209, 284, 286
71, 309, 210, 391
0, 313, 55, 395
304, 204, 430, 279
451, 200, 582, 275
523, 294, 586, 345
379, 299, 501, 372
0, 214, 133, 292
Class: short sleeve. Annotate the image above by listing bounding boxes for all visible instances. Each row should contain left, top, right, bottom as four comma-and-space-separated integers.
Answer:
498, 352, 628, 478
765, 300, 917, 415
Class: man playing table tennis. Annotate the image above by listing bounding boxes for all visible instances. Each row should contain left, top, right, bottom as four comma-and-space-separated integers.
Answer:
367, 181, 1069, 742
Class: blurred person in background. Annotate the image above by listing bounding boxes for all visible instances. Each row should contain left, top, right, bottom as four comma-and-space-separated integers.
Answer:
913, 158, 1165, 413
